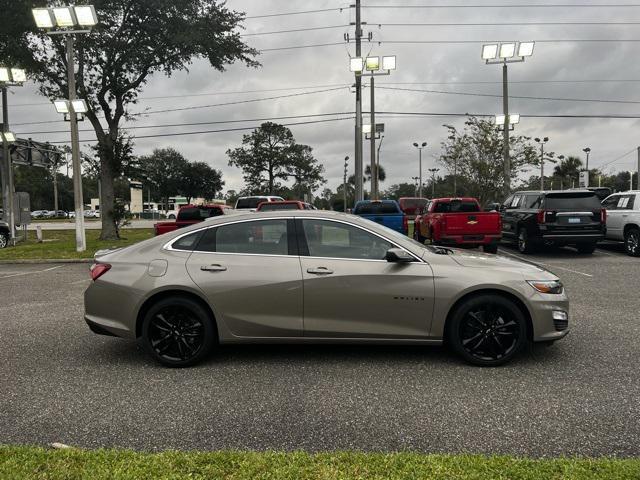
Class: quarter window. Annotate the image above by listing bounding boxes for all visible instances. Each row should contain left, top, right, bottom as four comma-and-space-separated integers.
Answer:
301, 219, 392, 260
171, 231, 203, 251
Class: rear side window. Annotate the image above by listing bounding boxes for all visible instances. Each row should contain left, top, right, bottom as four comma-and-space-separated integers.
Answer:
235, 197, 263, 209
602, 195, 620, 210
179, 207, 222, 220
544, 193, 602, 210
196, 220, 290, 255
353, 202, 400, 214
524, 195, 541, 209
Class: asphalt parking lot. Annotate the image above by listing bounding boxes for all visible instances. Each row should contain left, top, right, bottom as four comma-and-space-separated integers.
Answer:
1, 242, 639, 457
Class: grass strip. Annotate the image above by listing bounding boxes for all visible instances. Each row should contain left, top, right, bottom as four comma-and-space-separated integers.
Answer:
0, 229, 154, 260
0, 447, 639, 480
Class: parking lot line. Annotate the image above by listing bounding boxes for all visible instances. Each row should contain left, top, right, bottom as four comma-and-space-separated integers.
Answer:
0, 265, 64, 279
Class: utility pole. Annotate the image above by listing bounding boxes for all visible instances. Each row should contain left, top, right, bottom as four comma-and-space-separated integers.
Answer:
412, 176, 419, 196
583, 147, 591, 188
354, 0, 363, 203
428, 168, 439, 198
343, 156, 349, 212
67, 35, 87, 252
1, 87, 16, 245
53, 164, 59, 213
502, 62, 511, 196
370, 76, 376, 199
376, 135, 384, 199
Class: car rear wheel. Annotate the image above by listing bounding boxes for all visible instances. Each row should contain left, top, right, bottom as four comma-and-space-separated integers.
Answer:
413, 227, 425, 244
0, 232, 8, 249
141, 296, 216, 367
576, 242, 596, 254
517, 229, 535, 254
483, 243, 498, 254
624, 227, 640, 257
447, 294, 527, 367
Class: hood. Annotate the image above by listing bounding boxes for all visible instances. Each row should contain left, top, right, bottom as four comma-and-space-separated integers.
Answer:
432, 247, 550, 275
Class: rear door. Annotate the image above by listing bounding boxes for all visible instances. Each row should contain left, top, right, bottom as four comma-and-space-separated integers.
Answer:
297, 218, 435, 339
602, 195, 622, 240
185, 218, 303, 337
606, 194, 635, 240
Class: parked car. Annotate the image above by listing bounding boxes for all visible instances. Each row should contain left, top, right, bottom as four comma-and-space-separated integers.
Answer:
398, 197, 429, 221
501, 190, 605, 254
601, 190, 640, 256
234, 196, 284, 212
84, 210, 100, 218
352, 200, 407, 234
154, 204, 233, 235
256, 200, 316, 211
0, 221, 9, 248
30, 210, 47, 219
85, 210, 569, 368
569, 187, 612, 201
413, 198, 502, 253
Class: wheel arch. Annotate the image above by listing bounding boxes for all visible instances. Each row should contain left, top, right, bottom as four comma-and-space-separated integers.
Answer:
135, 288, 217, 339
623, 223, 639, 235
443, 288, 534, 343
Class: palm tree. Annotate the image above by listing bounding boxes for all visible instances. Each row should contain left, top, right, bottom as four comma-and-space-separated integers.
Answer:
553, 155, 582, 189
348, 165, 386, 185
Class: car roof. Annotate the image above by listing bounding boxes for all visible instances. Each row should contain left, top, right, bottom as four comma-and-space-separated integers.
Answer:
432, 197, 477, 202
513, 190, 596, 195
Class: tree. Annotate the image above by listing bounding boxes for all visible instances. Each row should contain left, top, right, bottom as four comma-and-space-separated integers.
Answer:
180, 162, 224, 204
1, 0, 258, 240
439, 117, 538, 204
349, 165, 386, 185
383, 182, 417, 200
227, 122, 325, 196
553, 155, 583, 188
139, 148, 190, 212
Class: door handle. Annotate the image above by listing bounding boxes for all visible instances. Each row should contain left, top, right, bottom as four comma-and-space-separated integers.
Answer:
307, 267, 334, 275
200, 264, 227, 272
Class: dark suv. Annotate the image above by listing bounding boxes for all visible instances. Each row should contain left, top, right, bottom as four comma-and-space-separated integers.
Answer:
501, 190, 605, 254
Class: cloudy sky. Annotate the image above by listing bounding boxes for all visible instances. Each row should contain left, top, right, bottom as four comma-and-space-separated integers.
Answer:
9, 0, 640, 194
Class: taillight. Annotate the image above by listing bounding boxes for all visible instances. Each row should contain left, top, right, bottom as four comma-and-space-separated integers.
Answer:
537, 210, 546, 224
90, 263, 111, 281
600, 209, 606, 224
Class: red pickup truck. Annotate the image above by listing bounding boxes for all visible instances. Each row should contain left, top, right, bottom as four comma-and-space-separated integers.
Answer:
153, 204, 232, 235
413, 197, 502, 253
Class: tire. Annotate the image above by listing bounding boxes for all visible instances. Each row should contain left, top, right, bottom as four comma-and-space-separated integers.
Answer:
624, 227, 640, 257
0, 231, 8, 249
517, 228, 535, 254
168, 214, 176, 219
141, 296, 216, 367
576, 242, 596, 254
447, 294, 527, 367
483, 243, 498, 254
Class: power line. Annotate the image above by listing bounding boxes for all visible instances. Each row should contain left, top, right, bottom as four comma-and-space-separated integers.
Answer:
259, 42, 345, 52
377, 85, 640, 105
363, 3, 640, 9
43, 116, 355, 144
241, 25, 348, 37
245, 8, 345, 19
16, 112, 355, 135
595, 148, 637, 169
376, 21, 640, 26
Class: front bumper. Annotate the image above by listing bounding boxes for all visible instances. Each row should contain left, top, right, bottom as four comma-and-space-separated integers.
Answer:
528, 295, 571, 342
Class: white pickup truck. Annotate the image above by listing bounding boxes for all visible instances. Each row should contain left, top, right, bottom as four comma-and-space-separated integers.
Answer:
602, 191, 640, 256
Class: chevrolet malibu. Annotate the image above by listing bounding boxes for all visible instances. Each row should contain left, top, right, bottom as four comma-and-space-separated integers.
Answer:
84, 210, 569, 367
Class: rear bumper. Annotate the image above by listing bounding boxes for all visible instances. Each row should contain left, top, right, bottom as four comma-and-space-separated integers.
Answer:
439, 234, 501, 246
539, 233, 604, 244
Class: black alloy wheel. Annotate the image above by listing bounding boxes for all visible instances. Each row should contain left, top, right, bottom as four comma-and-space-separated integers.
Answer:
625, 227, 640, 257
141, 297, 215, 367
0, 232, 7, 249
448, 295, 527, 366
518, 229, 535, 254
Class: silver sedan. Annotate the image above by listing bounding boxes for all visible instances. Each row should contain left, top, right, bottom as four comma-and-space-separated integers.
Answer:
84, 210, 569, 367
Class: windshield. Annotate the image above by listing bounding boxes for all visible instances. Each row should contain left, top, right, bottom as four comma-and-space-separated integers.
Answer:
433, 200, 480, 213
544, 193, 601, 210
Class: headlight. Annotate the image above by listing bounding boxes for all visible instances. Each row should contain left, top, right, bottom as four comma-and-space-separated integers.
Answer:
527, 280, 563, 294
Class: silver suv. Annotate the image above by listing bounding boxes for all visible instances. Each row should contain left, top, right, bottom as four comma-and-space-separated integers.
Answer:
602, 191, 640, 256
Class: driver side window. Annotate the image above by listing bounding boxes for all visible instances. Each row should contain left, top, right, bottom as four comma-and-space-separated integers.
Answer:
301, 219, 392, 260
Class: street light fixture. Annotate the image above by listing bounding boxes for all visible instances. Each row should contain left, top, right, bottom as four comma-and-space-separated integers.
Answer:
348, 54, 396, 200
482, 41, 535, 197
0, 132, 16, 143
495, 113, 520, 130
413, 142, 427, 198
33, 5, 99, 253
534, 137, 550, 190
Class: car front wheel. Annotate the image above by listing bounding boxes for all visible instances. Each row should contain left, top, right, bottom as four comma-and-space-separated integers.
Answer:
141, 296, 216, 367
517, 229, 535, 254
447, 294, 527, 367
0, 231, 8, 249
625, 227, 640, 257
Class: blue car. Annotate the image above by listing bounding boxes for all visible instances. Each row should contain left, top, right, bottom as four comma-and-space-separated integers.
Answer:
352, 200, 407, 235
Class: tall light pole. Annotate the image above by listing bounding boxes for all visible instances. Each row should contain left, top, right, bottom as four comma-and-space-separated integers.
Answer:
376, 134, 384, 199
351, 55, 396, 200
413, 142, 427, 197
583, 147, 591, 187
33, 5, 99, 252
428, 168, 439, 198
0, 67, 25, 245
353, 0, 363, 204
343, 156, 349, 212
482, 41, 535, 196
535, 137, 549, 190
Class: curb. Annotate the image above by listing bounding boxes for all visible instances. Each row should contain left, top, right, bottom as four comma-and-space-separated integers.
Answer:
0, 258, 93, 265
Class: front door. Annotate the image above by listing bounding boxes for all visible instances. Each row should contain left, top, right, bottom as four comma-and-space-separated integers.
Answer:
186, 218, 303, 337
297, 218, 435, 339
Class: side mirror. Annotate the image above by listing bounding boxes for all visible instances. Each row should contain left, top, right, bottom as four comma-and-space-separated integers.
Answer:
385, 248, 415, 263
